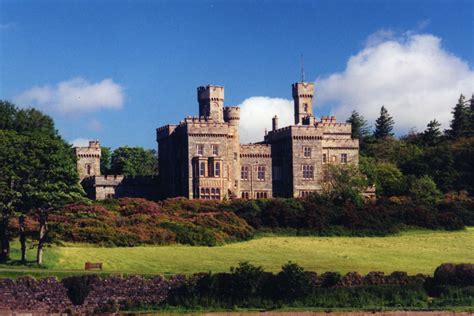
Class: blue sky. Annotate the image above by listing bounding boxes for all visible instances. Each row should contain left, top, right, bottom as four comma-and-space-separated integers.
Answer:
1, 0, 473, 149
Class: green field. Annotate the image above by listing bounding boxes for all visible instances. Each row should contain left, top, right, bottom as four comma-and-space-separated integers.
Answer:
1, 228, 473, 278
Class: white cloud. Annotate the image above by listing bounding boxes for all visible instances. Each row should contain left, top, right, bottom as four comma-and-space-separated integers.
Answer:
70, 138, 91, 147
238, 96, 293, 143
15, 78, 124, 114
315, 32, 474, 133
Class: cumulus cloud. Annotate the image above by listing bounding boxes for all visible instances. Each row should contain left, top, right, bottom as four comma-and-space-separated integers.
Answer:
70, 138, 91, 147
315, 32, 474, 133
15, 78, 124, 114
238, 97, 293, 143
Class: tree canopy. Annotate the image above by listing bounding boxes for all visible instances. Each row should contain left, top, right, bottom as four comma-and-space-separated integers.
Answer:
110, 146, 157, 176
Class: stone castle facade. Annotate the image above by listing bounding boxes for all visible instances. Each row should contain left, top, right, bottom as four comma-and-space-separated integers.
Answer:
156, 81, 359, 200
75, 81, 361, 200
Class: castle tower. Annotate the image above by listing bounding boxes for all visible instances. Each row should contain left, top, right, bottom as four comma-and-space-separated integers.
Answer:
74, 140, 101, 181
292, 82, 315, 125
197, 85, 224, 123
272, 115, 279, 131
224, 106, 241, 197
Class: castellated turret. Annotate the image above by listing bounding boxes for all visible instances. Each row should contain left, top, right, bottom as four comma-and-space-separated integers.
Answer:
292, 81, 315, 125
197, 85, 224, 123
223, 106, 240, 126
74, 140, 101, 181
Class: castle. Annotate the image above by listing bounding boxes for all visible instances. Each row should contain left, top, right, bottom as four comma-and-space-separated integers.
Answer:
76, 80, 362, 200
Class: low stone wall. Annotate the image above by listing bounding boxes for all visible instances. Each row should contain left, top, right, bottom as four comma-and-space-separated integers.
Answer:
0, 271, 431, 313
0, 275, 174, 313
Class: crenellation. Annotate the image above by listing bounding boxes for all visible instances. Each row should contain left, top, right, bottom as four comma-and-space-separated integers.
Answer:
78, 80, 361, 201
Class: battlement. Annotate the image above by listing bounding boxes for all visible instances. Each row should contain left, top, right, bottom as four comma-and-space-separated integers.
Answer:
156, 124, 177, 141
224, 106, 240, 122
197, 85, 224, 101
292, 82, 315, 98
240, 143, 272, 158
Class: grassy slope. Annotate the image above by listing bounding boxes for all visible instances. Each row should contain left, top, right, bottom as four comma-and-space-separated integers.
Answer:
1, 228, 473, 277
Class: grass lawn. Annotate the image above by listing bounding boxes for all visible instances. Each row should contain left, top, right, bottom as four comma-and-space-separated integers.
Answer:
1, 228, 473, 278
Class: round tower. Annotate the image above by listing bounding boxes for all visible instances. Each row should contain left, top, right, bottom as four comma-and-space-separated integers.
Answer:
224, 106, 241, 198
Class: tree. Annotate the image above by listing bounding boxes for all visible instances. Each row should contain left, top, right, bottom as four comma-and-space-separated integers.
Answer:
449, 94, 470, 138
322, 164, 368, 205
20, 134, 84, 264
0, 100, 17, 130
100, 146, 112, 175
374, 106, 395, 139
422, 119, 442, 146
346, 110, 370, 139
409, 175, 442, 205
111, 146, 157, 176
373, 161, 404, 196
0, 131, 25, 261
0, 100, 84, 264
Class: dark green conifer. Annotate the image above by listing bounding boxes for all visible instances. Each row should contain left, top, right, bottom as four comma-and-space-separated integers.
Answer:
374, 106, 395, 139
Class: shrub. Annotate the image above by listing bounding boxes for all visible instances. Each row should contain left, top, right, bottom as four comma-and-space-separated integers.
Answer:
276, 262, 313, 301
62, 275, 99, 305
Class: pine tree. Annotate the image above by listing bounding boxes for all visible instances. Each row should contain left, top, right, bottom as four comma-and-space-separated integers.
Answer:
449, 94, 470, 138
374, 106, 395, 139
422, 119, 442, 146
346, 110, 370, 139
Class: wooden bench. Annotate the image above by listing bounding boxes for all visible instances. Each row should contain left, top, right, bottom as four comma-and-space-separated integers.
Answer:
85, 262, 103, 270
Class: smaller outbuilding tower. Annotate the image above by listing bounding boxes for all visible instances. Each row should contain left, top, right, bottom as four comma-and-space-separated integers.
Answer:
74, 140, 101, 181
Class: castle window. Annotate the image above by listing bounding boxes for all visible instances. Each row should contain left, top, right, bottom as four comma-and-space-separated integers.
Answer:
341, 153, 348, 164
197, 144, 204, 156
241, 166, 249, 180
256, 191, 268, 199
302, 165, 314, 180
212, 145, 219, 156
257, 165, 265, 181
300, 191, 313, 198
241, 191, 250, 199
234, 152, 238, 160
199, 162, 206, 177
303, 103, 308, 112
86, 164, 92, 175
215, 162, 221, 177
322, 154, 327, 164
303, 146, 311, 158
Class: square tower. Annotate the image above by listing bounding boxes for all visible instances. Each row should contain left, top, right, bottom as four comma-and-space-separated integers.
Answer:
74, 140, 101, 181
197, 85, 224, 123
292, 82, 315, 125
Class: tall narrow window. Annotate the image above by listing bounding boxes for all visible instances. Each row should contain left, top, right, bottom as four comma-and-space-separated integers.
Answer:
197, 144, 204, 156
215, 162, 221, 177
303, 103, 308, 112
322, 154, 327, 164
257, 165, 265, 181
302, 165, 314, 180
86, 164, 92, 175
341, 153, 348, 164
212, 145, 219, 156
199, 162, 206, 177
241, 166, 249, 180
303, 146, 311, 158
